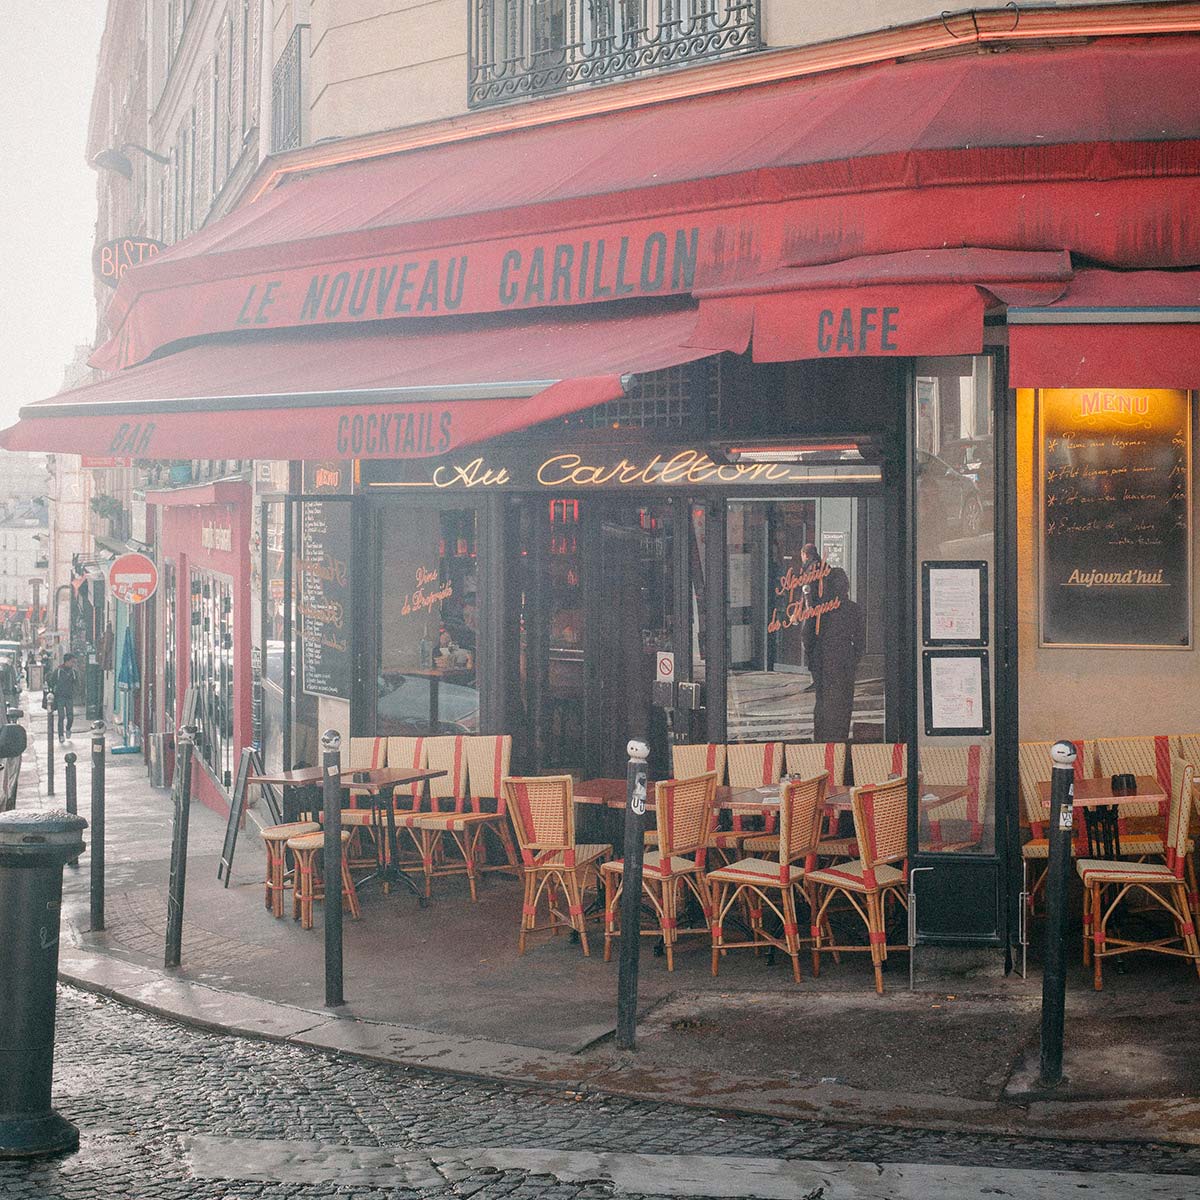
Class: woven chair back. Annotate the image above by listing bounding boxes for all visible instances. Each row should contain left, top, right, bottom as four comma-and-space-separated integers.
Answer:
425, 736, 467, 810
785, 742, 846, 787
672, 743, 727, 783
919, 744, 990, 823
1017, 740, 1089, 830
349, 737, 387, 769
851, 742, 907, 786
503, 775, 575, 862
386, 736, 429, 804
1175, 734, 1200, 773
654, 772, 716, 860
778, 773, 828, 874
726, 742, 782, 787
464, 735, 512, 810
1096, 736, 1170, 819
851, 777, 909, 874
1167, 756, 1195, 874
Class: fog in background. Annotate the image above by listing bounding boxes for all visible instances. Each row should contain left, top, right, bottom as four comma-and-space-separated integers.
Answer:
0, 4, 108, 432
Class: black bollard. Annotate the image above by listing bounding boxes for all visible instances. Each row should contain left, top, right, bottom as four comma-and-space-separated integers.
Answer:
164, 726, 196, 969
1039, 739, 1077, 1088
89, 722, 105, 932
616, 738, 650, 1051
0, 809, 88, 1158
64, 754, 78, 868
45, 699, 54, 797
321, 730, 345, 1008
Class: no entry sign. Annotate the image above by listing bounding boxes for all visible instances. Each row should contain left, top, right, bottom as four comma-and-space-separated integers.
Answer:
108, 552, 158, 604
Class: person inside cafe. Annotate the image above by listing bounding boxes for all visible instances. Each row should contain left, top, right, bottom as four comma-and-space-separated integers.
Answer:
805, 567, 864, 742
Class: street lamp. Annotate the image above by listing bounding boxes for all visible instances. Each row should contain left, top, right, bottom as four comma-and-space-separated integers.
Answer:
91, 143, 170, 179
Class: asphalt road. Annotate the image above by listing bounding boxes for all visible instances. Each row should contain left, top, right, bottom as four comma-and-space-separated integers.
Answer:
2, 988, 1200, 1199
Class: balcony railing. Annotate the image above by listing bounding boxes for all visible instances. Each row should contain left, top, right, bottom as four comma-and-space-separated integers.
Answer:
271, 23, 308, 152
468, 1, 761, 109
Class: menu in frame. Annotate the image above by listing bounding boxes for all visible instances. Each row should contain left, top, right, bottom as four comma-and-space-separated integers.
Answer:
299, 500, 353, 699
922, 560, 988, 647
1039, 388, 1192, 648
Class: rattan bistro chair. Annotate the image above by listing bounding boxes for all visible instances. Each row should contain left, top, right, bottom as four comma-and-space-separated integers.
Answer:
602, 772, 717, 971
1079, 757, 1200, 990
402, 735, 470, 898
286, 829, 362, 931
1017, 739, 1088, 914
260, 821, 320, 919
503, 775, 611, 955
849, 742, 907, 786
707, 773, 828, 984
921, 744, 991, 852
806, 776, 910, 994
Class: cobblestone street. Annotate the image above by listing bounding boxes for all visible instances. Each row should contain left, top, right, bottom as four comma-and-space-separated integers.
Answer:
3, 988, 1200, 1199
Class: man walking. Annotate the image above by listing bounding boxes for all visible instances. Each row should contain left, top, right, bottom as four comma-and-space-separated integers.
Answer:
47, 654, 79, 744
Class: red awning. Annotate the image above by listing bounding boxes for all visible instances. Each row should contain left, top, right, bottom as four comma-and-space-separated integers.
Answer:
90, 36, 1200, 371
1008, 269, 1200, 388
1, 303, 746, 460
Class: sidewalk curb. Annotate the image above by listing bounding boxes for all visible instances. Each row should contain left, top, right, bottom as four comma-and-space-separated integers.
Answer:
57, 945, 1200, 1148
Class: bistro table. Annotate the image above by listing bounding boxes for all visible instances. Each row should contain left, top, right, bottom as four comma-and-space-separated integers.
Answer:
248, 764, 446, 900
1036, 774, 1167, 858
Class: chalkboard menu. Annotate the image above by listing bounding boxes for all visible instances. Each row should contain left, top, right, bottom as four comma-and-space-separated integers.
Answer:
1040, 388, 1191, 648
299, 500, 353, 697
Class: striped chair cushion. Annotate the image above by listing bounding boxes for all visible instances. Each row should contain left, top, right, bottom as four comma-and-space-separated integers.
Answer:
707, 857, 804, 886
601, 851, 699, 878
806, 860, 904, 892
1076, 858, 1177, 886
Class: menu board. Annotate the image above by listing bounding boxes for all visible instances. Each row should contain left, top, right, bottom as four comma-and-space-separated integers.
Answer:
299, 501, 352, 698
1040, 389, 1191, 648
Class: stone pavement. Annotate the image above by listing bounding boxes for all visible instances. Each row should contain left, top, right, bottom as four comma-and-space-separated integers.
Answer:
2, 989, 1199, 1199
13, 696, 1200, 1146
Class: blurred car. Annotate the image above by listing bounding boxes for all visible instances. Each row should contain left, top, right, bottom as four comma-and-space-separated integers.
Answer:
376, 672, 479, 735
916, 450, 985, 538
940, 437, 995, 506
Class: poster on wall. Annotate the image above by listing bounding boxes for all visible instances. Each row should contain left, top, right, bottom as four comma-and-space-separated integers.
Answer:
923, 650, 991, 737
1039, 388, 1191, 648
922, 560, 988, 646
299, 500, 352, 699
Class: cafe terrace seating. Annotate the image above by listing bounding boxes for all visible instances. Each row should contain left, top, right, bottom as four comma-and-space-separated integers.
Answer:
601, 771, 717, 971
1017, 739, 1088, 914
402, 735, 469, 899
669, 742, 750, 859
727, 742, 783, 835
343, 735, 390, 867
922, 744, 991, 853
806, 776, 909, 995
707, 773, 828, 984
1078, 757, 1200, 990
503, 774, 611, 956
285, 828, 361, 931
849, 742, 907, 786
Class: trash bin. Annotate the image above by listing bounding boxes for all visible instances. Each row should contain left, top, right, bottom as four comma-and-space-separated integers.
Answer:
27, 662, 43, 693
0, 809, 87, 1158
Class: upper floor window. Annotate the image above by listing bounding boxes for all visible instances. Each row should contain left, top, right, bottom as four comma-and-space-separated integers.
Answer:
468, 0, 761, 109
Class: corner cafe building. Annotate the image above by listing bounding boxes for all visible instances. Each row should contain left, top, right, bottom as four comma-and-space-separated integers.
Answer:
5, 30, 1200, 960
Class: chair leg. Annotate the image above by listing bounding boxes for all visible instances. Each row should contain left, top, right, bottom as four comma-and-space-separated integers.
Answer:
866, 891, 885, 995
603, 870, 620, 963
566, 870, 590, 956
1185, 853, 1200, 928
341, 855, 361, 920
1081, 884, 1092, 966
518, 870, 536, 955
1092, 884, 1104, 991
659, 879, 676, 973
711, 883, 728, 977
781, 885, 802, 984
805, 884, 821, 975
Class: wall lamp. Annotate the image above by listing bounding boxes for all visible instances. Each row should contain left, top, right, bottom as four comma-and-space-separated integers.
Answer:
91, 143, 171, 179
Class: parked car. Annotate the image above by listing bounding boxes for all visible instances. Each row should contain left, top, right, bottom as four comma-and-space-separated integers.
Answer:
376, 672, 479, 735
941, 436, 995, 506
916, 450, 986, 538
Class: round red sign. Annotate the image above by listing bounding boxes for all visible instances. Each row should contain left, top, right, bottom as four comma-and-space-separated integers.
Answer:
108, 553, 159, 604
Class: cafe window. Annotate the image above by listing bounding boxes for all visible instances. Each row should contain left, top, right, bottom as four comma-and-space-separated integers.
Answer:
375, 507, 480, 737
189, 568, 235, 788
913, 356, 997, 854
162, 561, 177, 733
726, 498, 887, 743
261, 501, 286, 771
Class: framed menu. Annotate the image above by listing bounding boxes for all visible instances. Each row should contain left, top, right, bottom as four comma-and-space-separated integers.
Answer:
922, 560, 988, 646
1039, 389, 1192, 648
923, 650, 991, 737
299, 500, 353, 699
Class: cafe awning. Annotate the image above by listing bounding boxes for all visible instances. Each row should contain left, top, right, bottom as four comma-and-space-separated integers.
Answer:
1008, 269, 1200, 388
1, 302, 746, 461
88, 35, 1200, 372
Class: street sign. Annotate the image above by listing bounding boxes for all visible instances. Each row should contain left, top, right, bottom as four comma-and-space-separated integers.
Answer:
655, 651, 675, 683
108, 553, 158, 604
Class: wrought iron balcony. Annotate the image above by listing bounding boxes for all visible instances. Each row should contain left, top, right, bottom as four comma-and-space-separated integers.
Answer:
271, 24, 308, 152
468, 1, 761, 109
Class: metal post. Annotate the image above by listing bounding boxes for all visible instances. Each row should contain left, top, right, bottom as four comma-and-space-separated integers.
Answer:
1039, 739, 1077, 1088
321, 729, 344, 1008
616, 739, 650, 1051
45, 700, 54, 797
89, 722, 106, 932
164, 726, 195, 969
64, 753, 78, 867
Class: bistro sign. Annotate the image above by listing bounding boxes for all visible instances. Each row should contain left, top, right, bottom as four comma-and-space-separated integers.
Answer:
93, 236, 164, 288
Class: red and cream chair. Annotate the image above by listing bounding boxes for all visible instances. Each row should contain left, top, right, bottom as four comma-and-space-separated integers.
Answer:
1078, 756, 1200, 990
402, 735, 469, 898
602, 772, 717, 971
385, 735, 431, 814
921, 744, 991, 852
1095, 736, 1174, 851
502, 775, 611, 956
805, 776, 909, 994
670, 743, 746, 858
726, 741, 783, 836
341, 736, 389, 867
407, 736, 519, 901
850, 742, 907, 786
786, 741, 850, 851
1017, 739, 1088, 913
706, 772, 828, 984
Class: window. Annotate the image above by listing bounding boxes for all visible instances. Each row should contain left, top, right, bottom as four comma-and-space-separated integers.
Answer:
162, 561, 177, 734
375, 507, 480, 737
189, 569, 235, 788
